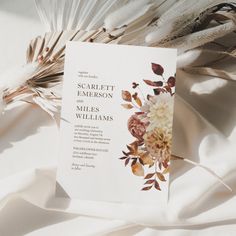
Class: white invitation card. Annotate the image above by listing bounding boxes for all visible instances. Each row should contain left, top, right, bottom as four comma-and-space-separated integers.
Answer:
56, 42, 177, 204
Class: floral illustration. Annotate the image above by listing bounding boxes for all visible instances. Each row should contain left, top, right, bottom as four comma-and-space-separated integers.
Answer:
120, 63, 175, 191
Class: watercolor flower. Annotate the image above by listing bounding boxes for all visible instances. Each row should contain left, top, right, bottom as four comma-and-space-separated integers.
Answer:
143, 127, 172, 162
127, 114, 147, 141
120, 63, 175, 191
141, 93, 173, 131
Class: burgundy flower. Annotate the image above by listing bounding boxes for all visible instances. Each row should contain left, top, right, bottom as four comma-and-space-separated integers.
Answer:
128, 115, 147, 140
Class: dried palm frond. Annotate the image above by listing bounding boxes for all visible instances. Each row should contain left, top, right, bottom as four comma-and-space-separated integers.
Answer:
0, 0, 235, 117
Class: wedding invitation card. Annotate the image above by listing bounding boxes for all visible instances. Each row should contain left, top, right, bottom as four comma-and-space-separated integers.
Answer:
56, 42, 177, 204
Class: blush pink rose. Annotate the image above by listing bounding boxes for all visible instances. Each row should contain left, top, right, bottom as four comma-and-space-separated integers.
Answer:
128, 115, 147, 140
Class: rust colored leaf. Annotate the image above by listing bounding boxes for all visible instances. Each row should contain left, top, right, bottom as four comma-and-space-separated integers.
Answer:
125, 158, 130, 166
135, 111, 145, 115
127, 145, 133, 152
139, 158, 144, 165
144, 179, 155, 185
141, 185, 153, 191
121, 104, 133, 109
144, 173, 155, 179
144, 80, 156, 86
151, 63, 164, 76
126, 143, 138, 155
122, 90, 132, 102
131, 163, 144, 176
154, 181, 161, 190
122, 151, 128, 156
131, 158, 137, 166
144, 80, 163, 87
156, 172, 166, 182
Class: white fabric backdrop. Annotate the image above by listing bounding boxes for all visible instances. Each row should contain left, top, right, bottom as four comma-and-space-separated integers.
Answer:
0, 0, 236, 235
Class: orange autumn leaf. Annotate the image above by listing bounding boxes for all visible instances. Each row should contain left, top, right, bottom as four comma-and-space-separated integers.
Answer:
134, 96, 142, 107
156, 172, 166, 182
131, 163, 144, 176
144, 173, 155, 179
127, 142, 138, 155
141, 185, 152, 191
144, 179, 155, 185
122, 90, 132, 102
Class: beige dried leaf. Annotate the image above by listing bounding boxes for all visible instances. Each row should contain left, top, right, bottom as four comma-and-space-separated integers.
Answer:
156, 172, 166, 182
121, 104, 133, 109
122, 90, 132, 102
